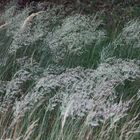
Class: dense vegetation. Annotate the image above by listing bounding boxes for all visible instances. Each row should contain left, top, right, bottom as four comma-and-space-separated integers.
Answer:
0, 0, 140, 140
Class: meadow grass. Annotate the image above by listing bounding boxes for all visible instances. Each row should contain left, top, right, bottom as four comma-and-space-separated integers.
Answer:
0, 1, 140, 140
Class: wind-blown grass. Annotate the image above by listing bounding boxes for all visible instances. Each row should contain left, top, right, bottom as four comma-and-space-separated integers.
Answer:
0, 1, 140, 140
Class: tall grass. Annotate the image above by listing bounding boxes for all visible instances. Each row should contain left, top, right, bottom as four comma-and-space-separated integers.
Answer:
0, 1, 140, 140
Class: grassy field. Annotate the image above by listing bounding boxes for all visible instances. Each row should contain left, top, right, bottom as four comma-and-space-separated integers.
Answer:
0, 1, 140, 140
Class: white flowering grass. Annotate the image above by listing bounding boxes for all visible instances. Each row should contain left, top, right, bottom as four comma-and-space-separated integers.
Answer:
121, 20, 140, 48
101, 20, 140, 62
10, 58, 139, 129
47, 14, 105, 63
0, 2, 140, 140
